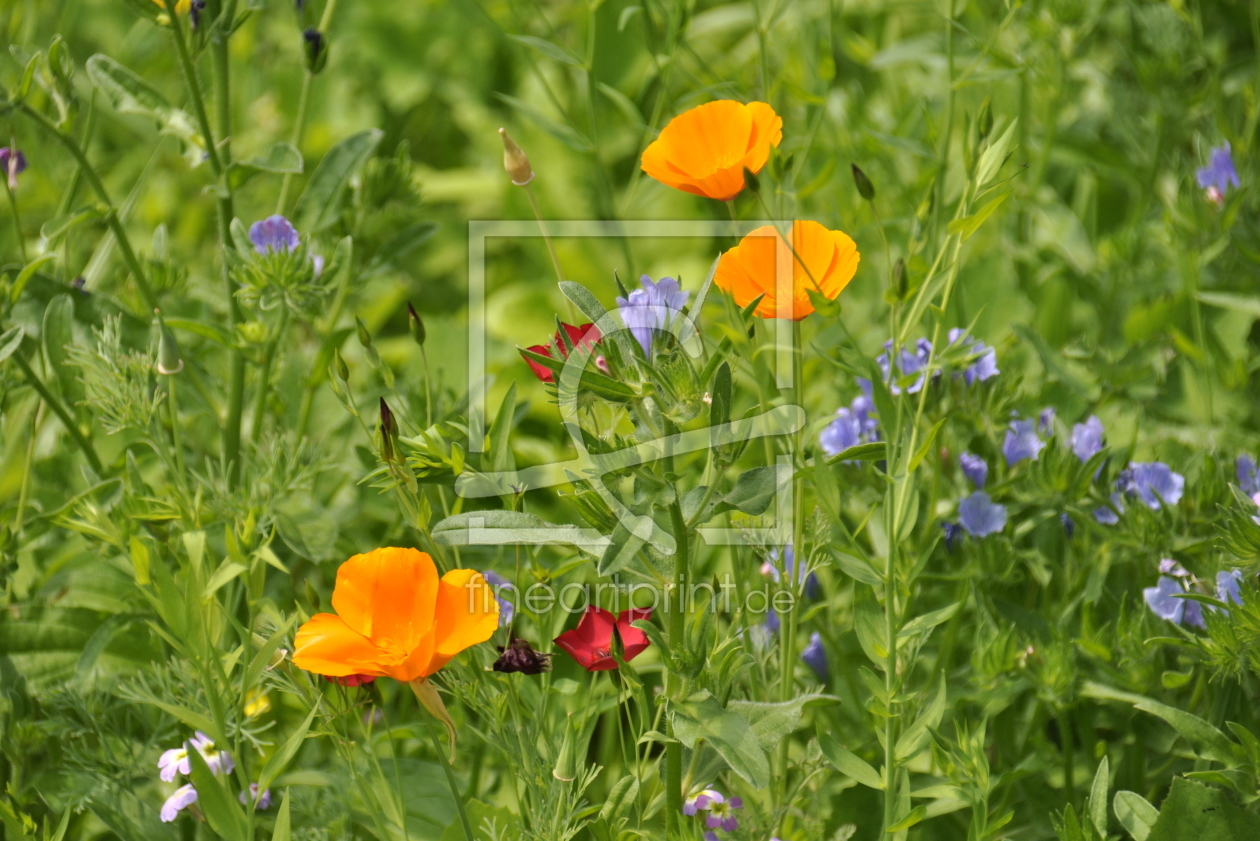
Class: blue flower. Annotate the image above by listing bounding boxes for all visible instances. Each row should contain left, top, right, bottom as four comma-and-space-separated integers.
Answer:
1072, 416, 1105, 463
958, 492, 1007, 537
0, 147, 27, 190
959, 452, 987, 489
820, 409, 862, 458
947, 328, 999, 385
1002, 418, 1045, 466
801, 632, 828, 682
763, 609, 780, 634
1196, 143, 1240, 200
482, 570, 515, 627
1093, 492, 1125, 525
1061, 513, 1075, 539
941, 521, 963, 552
1039, 408, 1056, 436
1218, 569, 1244, 607
1143, 575, 1204, 629
875, 338, 933, 395
615, 275, 689, 357
1238, 455, 1260, 495
248, 215, 300, 254
1120, 462, 1184, 510
763, 545, 821, 599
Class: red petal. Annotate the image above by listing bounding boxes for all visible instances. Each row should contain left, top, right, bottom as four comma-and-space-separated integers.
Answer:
554, 628, 615, 671
523, 344, 556, 383
616, 608, 653, 661
576, 605, 617, 648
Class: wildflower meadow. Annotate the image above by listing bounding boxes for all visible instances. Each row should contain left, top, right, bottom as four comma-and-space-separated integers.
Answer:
5, 1, 1260, 840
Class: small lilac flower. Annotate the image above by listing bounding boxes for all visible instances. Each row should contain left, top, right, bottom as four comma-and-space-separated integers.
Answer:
877, 339, 933, 394
820, 408, 863, 459
239, 784, 272, 810
1003, 418, 1044, 465
1121, 462, 1184, 510
0, 148, 27, 190
1061, 513, 1075, 539
1238, 455, 1260, 495
1196, 143, 1240, 204
1093, 492, 1125, 525
615, 275, 689, 357
1143, 576, 1204, 629
941, 521, 963, 552
1158, 559, 1189, 577
947, 328, 999, 385
1039, 408, 1056, 436
764, 545, 820, 599
958, 492, 1007, 538
683, 789, 721, 817
959, 452, 987, 489
851, 395, 879, 438
694, 790, 742, 832
1072, 416, 1105, 464
1218, 569, 1244, 607
248, 215, 300, 254
158, 732, 217, 781
160, 784, 198, 822
801, 632, 828, 682
482, 570, 515, 627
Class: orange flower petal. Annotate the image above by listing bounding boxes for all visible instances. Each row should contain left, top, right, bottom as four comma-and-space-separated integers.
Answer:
714, 221, 860, 320
641, 100, 782, 201
330, 547, 440, 651
292, 613, 387, 678
423, 570, 501, 676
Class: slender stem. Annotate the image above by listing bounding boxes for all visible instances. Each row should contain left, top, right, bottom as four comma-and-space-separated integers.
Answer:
167, 4, 224, 176
250, 310, 290, 444
13, 402, 43, 536
166, 373, 188, 487
422, 713, 474, 841
5, 183, 26, 263
932, 0, 956, 249
663, 417, 688, 839
277, 73, 313, 214
420, 346, 434, 427
12, 352, 102, 472
524, 182, 565, 286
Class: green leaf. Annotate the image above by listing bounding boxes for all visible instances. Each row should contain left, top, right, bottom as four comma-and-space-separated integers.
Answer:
257, 704, 319, 795
187, 746, 249, 841
898, 602, 961, 641
74, 613, 134, 684
488, 382, 517, 474
10, 254, 57, 303
294, 129, 384, 232
438, 798, 522, 841
146, 699, 217, 736
165, 318, 236, 348
203, 560, 247, 601
85, 55, 201, 162
508, 34, 584, 67
0, 325, 24, 363
721, 466, 780, 515
432, 510, 600, 549
1147, 777, 1260, 841
40, 207, 104, 244
894, 671, 947, 761
495, 93, 594, 152
1113, 791, 1158, 841
597, 520, 647, 576
1197, 290, 1260, 318
598, 775, 638, 825
243, 614, 298, 694
975, 118, 1018, 187
887, 805, 927, 833
558, 280, 636, 361
226, 142, 303, 191
818, 729, 883, 789
1088, 756, 1110, 837
946, 191, 1009, 241
670, 691, 770, 788
271, 791, 291, 841
829, 548, 883, 587
1082, 682, 1247, 767
853, 588, 889, 666
826, 441, 887, 464
728, 694, 839, 752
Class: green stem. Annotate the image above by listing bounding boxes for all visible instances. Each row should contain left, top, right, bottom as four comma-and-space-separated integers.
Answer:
422, 713, 474, 841
663, 419, 688, 839
12, 352, 102, 472
167, 4, 224, 176
524, 182, 565, 286
166, 372, 188, 491
420, 346, 434, 427
13, 403, 42, 536
277, 72, 313, 214
250, 310, 290, 444
5, 183, 26, 263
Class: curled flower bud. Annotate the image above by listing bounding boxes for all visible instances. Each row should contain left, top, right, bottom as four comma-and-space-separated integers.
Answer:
379, 398, 399, 463
493, 638, 552, 675
303, 28, 328, 73
498, 128, 534, 186
333, 348, 350, 384
851, 164, 875, 201
407, 302, 427, 346
0, 148, 27, 191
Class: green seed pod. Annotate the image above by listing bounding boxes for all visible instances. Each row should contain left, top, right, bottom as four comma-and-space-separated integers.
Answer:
157, 326, 184, 375
333, 348, 350, 383
851, 164, 875, 201
355, 316, 372, 348
407, 302, 427, 346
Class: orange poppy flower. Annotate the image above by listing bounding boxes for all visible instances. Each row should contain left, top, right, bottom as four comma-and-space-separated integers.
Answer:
713, 220, 860, 320
641, 100, 782, 201
150, 0, 192, 11
293, 547, 499, 683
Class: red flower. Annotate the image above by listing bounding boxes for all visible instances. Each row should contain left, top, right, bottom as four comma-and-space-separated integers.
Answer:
523, 322, 600, 384
554, 606, 652, 671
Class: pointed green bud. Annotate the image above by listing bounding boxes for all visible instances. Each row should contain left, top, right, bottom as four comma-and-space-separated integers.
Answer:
407, 302, 426, 346
977, 99, 994, 140
355, 316, 372, 348
333, 347, 350, 383
157, 326, 184, 375
851, 164, 875, 201
498, 128, 534, 186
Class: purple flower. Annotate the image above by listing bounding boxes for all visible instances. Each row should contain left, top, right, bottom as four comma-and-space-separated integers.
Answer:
1120, 462, 1184, 510
239, 784, 272, 810
690, 790, 742, 832
941, 521, 963, 552
958, 492, 1007, 538
616, 275, 688, 357
1218, 569, 1244, 607
1093, 493, 1125, 525
1061, 513, 1075, 539
1002, 418, 1044, 465
684, 789, 720, 817
1159, 558, 1189, 577
763, 608, 780, 634
482, 570, 515, 627
1072, 416, 1105, 464
0, 148, 27, 190
959, 452, 987, 489
1238, 455, 1260, 495
763, 545, 820, 599
248, 215, 300, 254
947, 328, 999, 385
876, 339, 933, 394
1039, 408, 1056, 436
1143, 576, 1204, 629
801, 631, 828, 682
1196, 143, 1240, 201
820, 408, 863, 458
160, 784, 198, 822
158, 732, 227, 781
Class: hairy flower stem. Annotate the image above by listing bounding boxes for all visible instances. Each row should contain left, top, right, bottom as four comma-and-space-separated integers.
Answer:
12, 352, 102, 472
663, 418, 688, 839
422, 713, 475, 841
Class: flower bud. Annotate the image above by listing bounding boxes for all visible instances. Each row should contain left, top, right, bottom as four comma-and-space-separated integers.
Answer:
379, 398, 399, 463
407, 302, 426, 346
333, 347, 350, 383
157, 327, 184, 375
498, 128, 534, 186
851, 164, 875, 201
742, 166, 760, 194
976, 99, 994, 141
303, 28, 328, 74
355, 316, 372, 348
553, 714, 579, 782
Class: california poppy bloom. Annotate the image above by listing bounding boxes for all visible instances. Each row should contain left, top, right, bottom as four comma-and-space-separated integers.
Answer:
523, 322, 601, 383
293, 547, 499, 683
713, 220, 859, 319
641, 100, 782, 201
554, 606, 652, 671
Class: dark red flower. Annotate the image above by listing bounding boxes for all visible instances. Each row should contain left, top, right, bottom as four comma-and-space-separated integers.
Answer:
326, 674, 376, 688
554, 606, 652, 671
523, 323, 600, 384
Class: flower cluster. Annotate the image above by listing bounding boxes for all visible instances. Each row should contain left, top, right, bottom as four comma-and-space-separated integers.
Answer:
1144, 561, 1245, 628
157, 732, 246, 822
683, 788, 743, 840
819, 395, 879, 461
